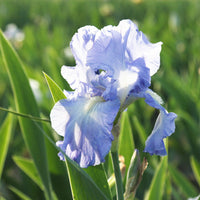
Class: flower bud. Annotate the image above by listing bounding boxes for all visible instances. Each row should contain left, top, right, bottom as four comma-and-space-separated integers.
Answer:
124, 149, 148, 199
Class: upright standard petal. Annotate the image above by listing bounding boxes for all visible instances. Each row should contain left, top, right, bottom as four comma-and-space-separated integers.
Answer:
86, 22, 152, 103
70, 26, 99, 66
87, 25, 125, 74
61, 26, 99, 91
119, 19, 163, 76
50, 97, 120, 168
116, 60, 150, 103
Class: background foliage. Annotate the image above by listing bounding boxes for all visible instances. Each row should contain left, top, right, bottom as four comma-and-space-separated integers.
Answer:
0, 0, 199, 199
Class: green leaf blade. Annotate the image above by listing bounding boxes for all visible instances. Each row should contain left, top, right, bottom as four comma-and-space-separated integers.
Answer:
169, 164, 198, 198
84, 165, 112, 200
119, 111, 135, 169
0, 114, 15, 179
13, 156, 43, 189
66, 161, 110, 200
43, 72, 66, 103
0, 30, 52, 199
145, 157, 167, 200
9, 186, 32, 200
190, 156, 200, 187
13, 156, 59, 200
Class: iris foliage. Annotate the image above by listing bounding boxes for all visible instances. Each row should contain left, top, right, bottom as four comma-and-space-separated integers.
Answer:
0, 0, 200, 200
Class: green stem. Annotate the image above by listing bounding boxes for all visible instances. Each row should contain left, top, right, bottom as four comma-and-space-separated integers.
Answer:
0, 106, 50, 123
111, 151, 124, 200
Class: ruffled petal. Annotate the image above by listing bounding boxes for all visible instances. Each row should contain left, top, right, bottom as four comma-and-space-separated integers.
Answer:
142, 90, 177, 155
144, 110, 177, 155
61, 26, 99, 90
87, 19, 162, 77
127, 89, 177, 155
70, 26, 99, 65
86, 20, 153, 103
87, 25, 125, 75
119, 19, 162, 76
50, 97, 120, 168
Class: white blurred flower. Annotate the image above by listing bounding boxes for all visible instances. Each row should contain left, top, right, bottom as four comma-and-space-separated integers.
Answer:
188, 194, 200, 200
168, 12, 179, 32
29, 79, 42, 103
4, 23, 25, 48
64, 47, 73, 60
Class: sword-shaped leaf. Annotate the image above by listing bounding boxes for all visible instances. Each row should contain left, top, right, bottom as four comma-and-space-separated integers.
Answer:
0, 30, 52, 200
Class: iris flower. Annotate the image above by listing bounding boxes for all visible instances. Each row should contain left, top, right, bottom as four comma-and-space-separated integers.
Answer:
50, 19, 177, 168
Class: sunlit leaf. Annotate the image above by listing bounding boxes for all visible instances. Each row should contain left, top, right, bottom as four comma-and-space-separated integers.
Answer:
9, 186, 32, 200
119, 111, 135, 170
0, 30, 52, 200
84, 165, 112, 199
190, 156, 200, 187
66, 161, 110, 200
13, 156, 59, 200
43, 72, 66, 103
145, 157, 167, 200
0, 114, 15, 179
13, 156, 43, 189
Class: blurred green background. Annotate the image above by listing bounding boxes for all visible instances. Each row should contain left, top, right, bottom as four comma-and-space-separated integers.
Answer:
0, 0, 199, 199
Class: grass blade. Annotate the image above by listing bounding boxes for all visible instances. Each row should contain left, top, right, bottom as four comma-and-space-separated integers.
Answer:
9, 186, 32, 200
13, 156, 43, 189
0, 30, 52, 199
169, 164, 198, 198
66, 161, 110, 200
119, 111, 135, 170
190, 156, 200, 187
0, 114, 15, 179
13, 156, 59, 200
145, 157, 167, 200
43, 72, 66, 103
84, 165, 112, 200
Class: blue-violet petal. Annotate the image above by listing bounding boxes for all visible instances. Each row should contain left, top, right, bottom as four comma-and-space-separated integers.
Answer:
129, 89, 177, 156
50, 97, 120, 168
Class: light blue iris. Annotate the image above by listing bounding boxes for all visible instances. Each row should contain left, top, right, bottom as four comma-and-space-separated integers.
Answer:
50, 19, 177, 168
